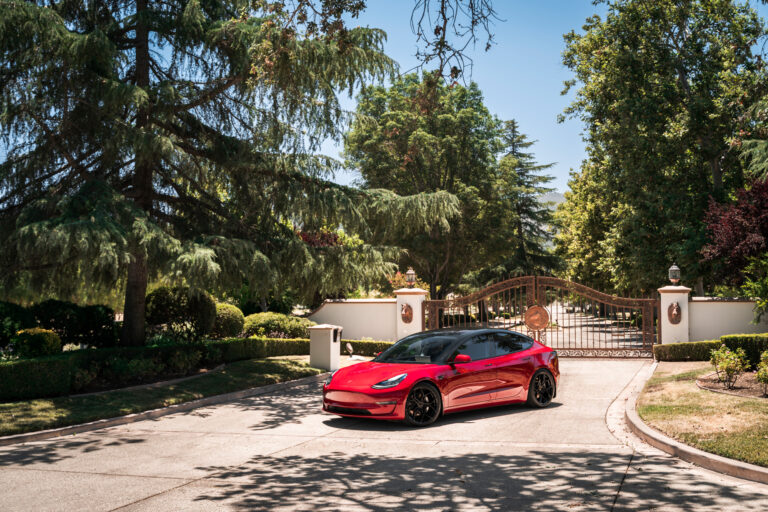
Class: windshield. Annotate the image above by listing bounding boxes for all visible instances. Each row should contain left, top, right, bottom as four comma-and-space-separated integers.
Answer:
374, 332, 457, 364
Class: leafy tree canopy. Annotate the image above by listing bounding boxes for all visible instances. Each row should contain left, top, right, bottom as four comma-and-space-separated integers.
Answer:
556, 0, 765, 294
0, 0, 459, 344
345, 73, 556, 297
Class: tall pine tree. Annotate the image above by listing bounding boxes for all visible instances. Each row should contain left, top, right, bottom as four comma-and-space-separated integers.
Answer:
0, 1, 458, 344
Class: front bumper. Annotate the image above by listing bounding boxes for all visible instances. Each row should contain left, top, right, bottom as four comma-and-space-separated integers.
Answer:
322, 387, 408, 419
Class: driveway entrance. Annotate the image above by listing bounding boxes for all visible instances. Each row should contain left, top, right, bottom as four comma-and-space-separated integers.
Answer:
2, 360, 767, 511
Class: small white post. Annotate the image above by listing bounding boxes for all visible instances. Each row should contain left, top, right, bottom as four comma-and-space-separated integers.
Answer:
658, 285, 691, 344
394, 288, 429, 340
309, 324, 342, 371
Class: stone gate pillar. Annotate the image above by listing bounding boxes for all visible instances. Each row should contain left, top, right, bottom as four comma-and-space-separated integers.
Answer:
657, 285, 691, 344
394, 288, 428, 340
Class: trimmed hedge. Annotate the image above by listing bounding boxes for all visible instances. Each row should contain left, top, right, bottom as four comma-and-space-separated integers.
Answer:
343, 339, 394, 356
211, 303, 245, 338
243, 312, 315, 338
653, 333, 768, 367
146, 286, 217, 339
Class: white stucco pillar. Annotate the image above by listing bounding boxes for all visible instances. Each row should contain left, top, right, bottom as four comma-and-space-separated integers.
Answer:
658, 286, 691, 344
394, 288, 429, 340
309, 324, 342, 371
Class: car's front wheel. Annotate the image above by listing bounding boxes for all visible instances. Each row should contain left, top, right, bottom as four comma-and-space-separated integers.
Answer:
404, 382, 442, 427
527, 369, 555, 408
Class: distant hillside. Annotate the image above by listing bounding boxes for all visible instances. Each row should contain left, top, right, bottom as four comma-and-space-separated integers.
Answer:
539, 192, 565, 209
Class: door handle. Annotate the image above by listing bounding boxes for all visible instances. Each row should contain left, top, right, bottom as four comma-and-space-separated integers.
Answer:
484, 363, 493, 367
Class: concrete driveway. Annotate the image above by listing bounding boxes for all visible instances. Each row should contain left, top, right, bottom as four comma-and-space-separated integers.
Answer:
2, 359, 768, 511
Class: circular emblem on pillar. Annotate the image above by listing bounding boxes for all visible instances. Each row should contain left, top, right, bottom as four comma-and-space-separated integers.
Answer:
668, 302, 681, 325
524, 305, 550, 331
401, 303, 413, 324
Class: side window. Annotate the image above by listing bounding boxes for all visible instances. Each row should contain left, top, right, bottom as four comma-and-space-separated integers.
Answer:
454, 335, 494, 361
492, 332, 532, 356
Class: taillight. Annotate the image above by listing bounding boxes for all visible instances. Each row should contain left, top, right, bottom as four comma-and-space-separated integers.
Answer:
551, 351, 559, 372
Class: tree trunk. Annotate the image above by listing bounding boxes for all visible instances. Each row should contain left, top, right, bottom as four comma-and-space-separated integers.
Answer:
710, 157, 723, 193
121, 0, 152, 346
695, 276, 704, 296
121, 251, 149, 345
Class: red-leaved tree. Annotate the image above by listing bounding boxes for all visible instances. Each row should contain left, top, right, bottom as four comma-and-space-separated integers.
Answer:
702, 179, 768, 284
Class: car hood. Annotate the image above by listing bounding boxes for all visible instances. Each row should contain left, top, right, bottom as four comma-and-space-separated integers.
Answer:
332, 361, 430, 387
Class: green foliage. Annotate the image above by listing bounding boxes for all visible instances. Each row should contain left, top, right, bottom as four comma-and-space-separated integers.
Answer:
557, 0, 765, 293
211, 303, 245, 339
757, 351, 768, 396
344, 339, 394, 357
30, 300, 118, 348
0, 0, 460, 347
145, 287, 216, 340
0, 301, 35, 349
741, 256, 768, 322
654, 334, 768, 368
12, 328, 62, 358
243, 312, 315, 338
710, 345, 748, 390
345, 73, 555, 297
0, 356, 75, 401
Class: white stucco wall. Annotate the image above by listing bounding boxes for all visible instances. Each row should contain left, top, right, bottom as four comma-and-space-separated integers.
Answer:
308, 299, 397, 341
689, 299, 768, 341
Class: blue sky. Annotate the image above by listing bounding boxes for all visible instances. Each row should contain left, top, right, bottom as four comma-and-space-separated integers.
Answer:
326, 0, 768, 193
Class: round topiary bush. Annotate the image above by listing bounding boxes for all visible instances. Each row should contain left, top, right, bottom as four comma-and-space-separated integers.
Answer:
243, 312, 315, 338
145, 286, 216, 340
12, 328, 62, 358
0, 301, 36, 349
211, 303, 245, 338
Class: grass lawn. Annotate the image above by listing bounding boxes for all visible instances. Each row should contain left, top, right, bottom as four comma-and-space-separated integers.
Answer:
638, 361, 768, 468
0, 358, 322, 437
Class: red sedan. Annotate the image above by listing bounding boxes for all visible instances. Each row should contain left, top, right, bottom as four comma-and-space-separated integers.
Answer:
322, 327, 559, 427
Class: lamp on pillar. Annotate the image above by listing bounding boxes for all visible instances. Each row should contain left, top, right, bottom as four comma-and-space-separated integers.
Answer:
668, 263, 681, 285
405, 267, 416, 288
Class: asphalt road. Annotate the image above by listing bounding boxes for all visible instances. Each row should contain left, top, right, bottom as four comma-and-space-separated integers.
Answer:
2, 359, 767, 511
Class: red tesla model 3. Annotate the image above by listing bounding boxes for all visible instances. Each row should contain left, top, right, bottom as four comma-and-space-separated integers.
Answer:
322, 327, 559, 427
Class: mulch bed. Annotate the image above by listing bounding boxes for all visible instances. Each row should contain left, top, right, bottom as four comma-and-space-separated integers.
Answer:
697, 372, 768, 399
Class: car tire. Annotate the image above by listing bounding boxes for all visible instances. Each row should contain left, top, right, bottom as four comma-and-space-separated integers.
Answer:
527, 369, 555, 408
404, 382, 442, 427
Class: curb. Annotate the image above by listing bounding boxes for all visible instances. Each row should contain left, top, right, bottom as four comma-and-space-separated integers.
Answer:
625, 370, 768, 485
0, 372, 329, 447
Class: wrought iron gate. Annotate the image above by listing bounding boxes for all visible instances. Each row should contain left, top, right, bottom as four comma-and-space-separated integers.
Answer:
423, 276, 658, 357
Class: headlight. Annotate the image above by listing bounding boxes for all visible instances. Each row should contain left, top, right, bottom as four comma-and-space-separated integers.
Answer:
371, 373, 407, 389
325, 370, 338, 386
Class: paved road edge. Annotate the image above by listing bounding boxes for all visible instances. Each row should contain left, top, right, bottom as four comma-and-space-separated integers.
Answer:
0, 372, 330, 447
624, 366, 768, 485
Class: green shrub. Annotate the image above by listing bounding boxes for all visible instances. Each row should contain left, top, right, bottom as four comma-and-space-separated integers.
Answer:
243, 312, 314, 338
653, 333, 768, 368
167, 349, 202, 374
146, 286, 217, 339
211, 303, 245, 338
30, 299, 117, 348
710, 344, 748, 390
0, 301, 36, 349
653, 340, 721, 362
343, 339, 394, 356
12, 328, 62, 358
719, 334, 768, 368
0, 355, 76, 401
757, 351, 768, 396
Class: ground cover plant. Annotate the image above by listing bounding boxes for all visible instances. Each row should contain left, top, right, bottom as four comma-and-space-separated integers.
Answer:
0, 358, 320, 437
638, 361, 768, 468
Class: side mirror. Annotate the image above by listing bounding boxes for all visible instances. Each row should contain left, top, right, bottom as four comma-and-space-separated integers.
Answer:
374, 351, 382, 357
453, 354, 471, 364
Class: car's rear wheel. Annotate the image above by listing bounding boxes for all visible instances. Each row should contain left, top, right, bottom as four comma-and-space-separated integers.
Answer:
404, 382, 442, 427
527, 369, 555, 408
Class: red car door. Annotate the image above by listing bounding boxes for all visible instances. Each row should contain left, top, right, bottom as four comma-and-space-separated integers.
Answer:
490, 332, 534, 402
443, 334, 497, 408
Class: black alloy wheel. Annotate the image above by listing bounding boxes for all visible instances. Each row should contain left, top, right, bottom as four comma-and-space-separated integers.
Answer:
405, 383, 442, 427
527, 370, 555, 408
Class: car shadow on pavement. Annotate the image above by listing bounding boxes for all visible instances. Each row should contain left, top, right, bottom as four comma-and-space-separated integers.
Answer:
324, 401, 564, 432
192, 450, 768, 511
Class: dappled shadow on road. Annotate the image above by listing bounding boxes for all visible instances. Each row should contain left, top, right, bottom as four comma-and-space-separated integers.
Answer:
193, 450, 768, 511
0, 435, 146, 467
